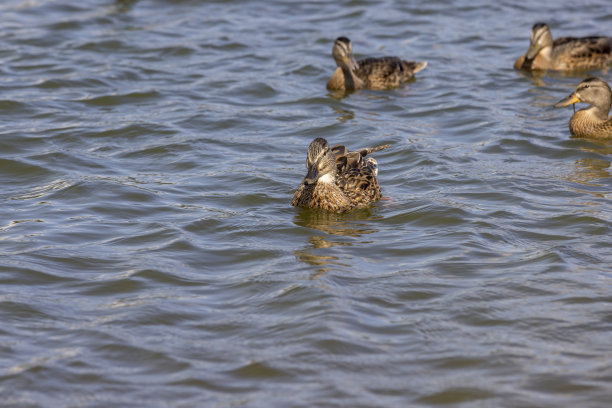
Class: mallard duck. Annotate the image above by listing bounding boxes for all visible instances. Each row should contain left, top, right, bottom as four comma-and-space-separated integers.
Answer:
291, 138, 390, 212
554, 77, 612, 139
514, 23, 612, 71
327, 37, 427, 90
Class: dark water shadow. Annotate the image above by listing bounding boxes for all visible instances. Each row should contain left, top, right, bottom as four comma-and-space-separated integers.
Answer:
113, 0, 139, 13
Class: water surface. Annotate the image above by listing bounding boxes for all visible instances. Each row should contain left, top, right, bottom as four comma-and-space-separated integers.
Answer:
1, 0, 612, 407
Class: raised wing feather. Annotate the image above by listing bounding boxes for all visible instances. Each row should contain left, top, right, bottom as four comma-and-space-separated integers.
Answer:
331, 143, 390, 174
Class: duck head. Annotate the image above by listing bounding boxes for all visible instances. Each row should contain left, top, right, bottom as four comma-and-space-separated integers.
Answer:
526, 22, 554, 60
555, 77, 612, 120
332, 37, 359, 72
303, 138, 338, 186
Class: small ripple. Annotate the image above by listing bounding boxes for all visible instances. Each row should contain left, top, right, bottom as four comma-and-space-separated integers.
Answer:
557, 296, 612, 305
417, 387, 496, 405
152, 45, 196, 57
46, 20, 83, 31
0, 263, 77, 285
6, 347, 81, 376
382, 205, 471, 227
0, 299, 56, 323
79, 123, 175, 139
0, 158, 56, 186
230, 82, 279, 100
77, 277, 145, 297
0, 99, 35, 113
78, 90, 162, 106
225, 361, 290, 380
74, 39, 129, 52
200, 41, 248, 51
34, 77, 110, 90
94, 343, 190, 375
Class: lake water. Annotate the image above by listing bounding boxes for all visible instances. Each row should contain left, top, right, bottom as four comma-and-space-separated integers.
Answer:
1, 0, 612, 407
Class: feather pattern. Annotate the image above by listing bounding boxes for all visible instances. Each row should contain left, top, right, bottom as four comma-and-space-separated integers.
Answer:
292, 138, 390, 212
327, 37, 427, 90
568, 110, 612, 138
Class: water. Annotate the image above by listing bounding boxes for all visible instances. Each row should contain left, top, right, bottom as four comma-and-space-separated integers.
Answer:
1, 0, 611, 406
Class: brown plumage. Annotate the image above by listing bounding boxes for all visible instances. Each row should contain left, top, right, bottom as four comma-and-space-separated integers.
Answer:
554, 77, 612, 139
327, 37, 427, 91
514, 23, 612, 71
291, 138, 390, 212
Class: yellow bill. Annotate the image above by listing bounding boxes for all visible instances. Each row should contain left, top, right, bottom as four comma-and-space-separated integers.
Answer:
554, 94, 581, 108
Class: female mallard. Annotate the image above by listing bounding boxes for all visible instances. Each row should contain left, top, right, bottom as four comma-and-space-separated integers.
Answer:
554, 77, 612, 139
514, 23, 612, 71
327, 36, 427, 91
291, 138, 390, 212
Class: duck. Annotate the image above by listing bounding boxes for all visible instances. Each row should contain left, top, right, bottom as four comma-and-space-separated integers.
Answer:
554, 77, 612, 139
291, 138, 390, 212
327, 36, 427, 90
514, 23, 612, 71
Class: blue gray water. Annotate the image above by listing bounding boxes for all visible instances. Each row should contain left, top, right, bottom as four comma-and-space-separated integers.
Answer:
1, 0, 612, 407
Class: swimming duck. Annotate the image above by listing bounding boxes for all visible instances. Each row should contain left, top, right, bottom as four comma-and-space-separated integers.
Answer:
327, 37, 427, 90
514, 23, 612, 71
554, 77, 612, 139
291, 138, 390, 212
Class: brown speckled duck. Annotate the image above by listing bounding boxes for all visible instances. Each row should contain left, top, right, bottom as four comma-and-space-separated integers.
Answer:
514, 23, 612, 71
554, 77, 612, 139
327, 37, 427, 91
291, 138, 390, 212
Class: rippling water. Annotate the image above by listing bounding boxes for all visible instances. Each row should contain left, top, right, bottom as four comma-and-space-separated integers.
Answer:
2, 0, 612, 406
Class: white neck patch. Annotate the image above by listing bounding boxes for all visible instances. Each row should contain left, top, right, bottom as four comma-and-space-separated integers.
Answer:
318, 173, 334, 184
540, 46, 552, 59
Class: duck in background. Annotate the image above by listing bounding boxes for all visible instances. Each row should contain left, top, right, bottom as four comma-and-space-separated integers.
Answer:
514, 23, 612, 72
554, 77, 612, 139
292, 138, 390, 212
327, 37, 427, 90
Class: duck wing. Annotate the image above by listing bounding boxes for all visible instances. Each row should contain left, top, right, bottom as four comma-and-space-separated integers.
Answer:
402, 60, 428, 77
594, 120, 612, 138
554, 36, 612, 68
336, 164, 381, 205
331, 144, 390, 174
355, 57, 405, 88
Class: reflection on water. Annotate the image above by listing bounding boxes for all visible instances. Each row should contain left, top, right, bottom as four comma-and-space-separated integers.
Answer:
569, 158, 611, 187
330, 105, 355, 122
568, 140, 612, 186
293, 207, 379, 237
293, 207, 380, 270
577, 140, 612, 156
294, 236, 344, 271
328, 89, 354, 101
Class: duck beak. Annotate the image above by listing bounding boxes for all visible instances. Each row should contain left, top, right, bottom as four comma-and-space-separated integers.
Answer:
554, 93, 580, 108
526, 42, 540, 60
303, 166, 318, 185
